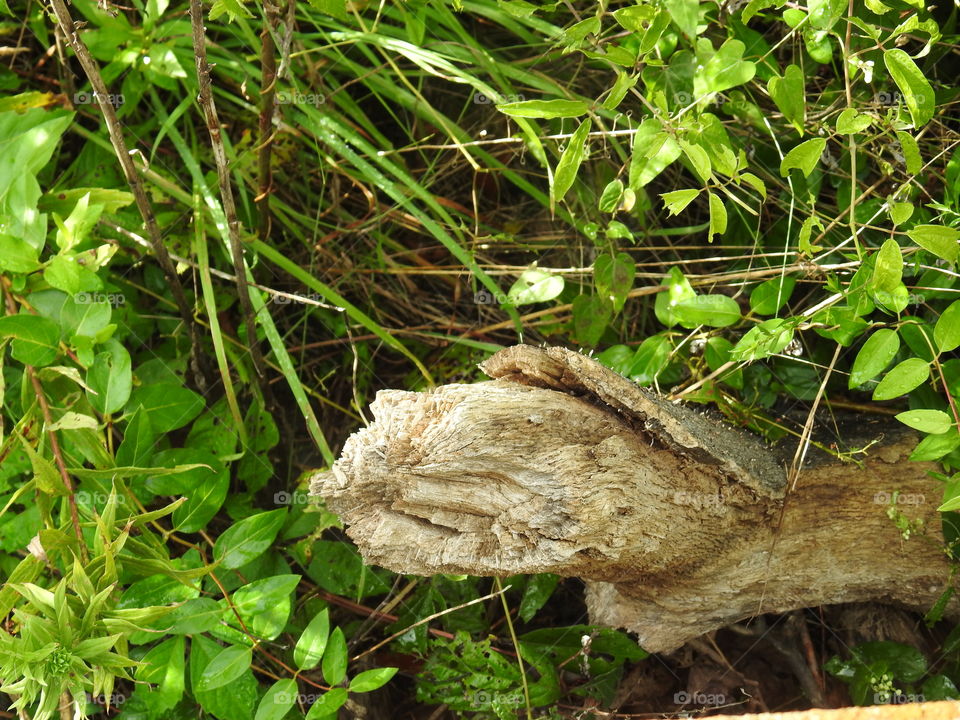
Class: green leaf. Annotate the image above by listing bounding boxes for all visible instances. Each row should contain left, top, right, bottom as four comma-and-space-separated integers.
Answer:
935, 300, 960, 352
598, 179, 624, 212
86, 343, 132, 415
896, 131, 922, 174
767, 65, 805, 135
322, 627, 348, 686
872, 358, 930, 401
895, 409, 953, 435
214, 509, 287, 569
349, 667, 398, 693
889, 202, 914, 226
708, 192, 727, 241
0, 314, 60, 366
295, 608, 330, 670
43, 255, 82, 294
60, 294, 111, 339
654, 267, 695, 327
507, 268, 564, 306
871, 238, 903, 293
749, 275, 796, 316
836, 108, 872, 134
694, 39, 756, 97
0, 232, 40, 272
780, 138, 826, 177
172, 471, 229, 532
594, 253, 635, 313
664, 0, 698, 38
628, 334, 672, 384
519, 574, 559, 622
848, 329, 899, 388
552, 118, 591, 205
910, 429, 960, 462
672, 294, 741, 328
661, 188, 700, 215
602, 71, 638, 110
884, 49, 935, 127
680, 140, 711, 182
305, 689, 348, 719
497, 99, 589, 118
232, 575, 301, 641
572, 294, 611, 346
129, 383, 204, 433
136, 636, 186, 713
808, 0, 844, 29
196, 645, 252, 691
255, 679, 298, 720
629, 120, 682, 188
907, 225, 959, 264
730, 318, 795, 361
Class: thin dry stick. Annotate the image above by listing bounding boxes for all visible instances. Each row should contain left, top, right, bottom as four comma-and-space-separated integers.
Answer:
46, 0, 209, 391
187, 0, 269, 383
256, 0, 283, 240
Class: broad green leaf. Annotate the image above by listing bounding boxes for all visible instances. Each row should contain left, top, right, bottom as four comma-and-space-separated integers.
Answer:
708, 192, 727, 241
836, 108, 872, 134
629, 121, 681, 188
907, 225, 960, 264
872, 358, 930, 401
497, 99, 589, 118
0, 314, 60, 366
305, 689, 348, 719
598, 179, 624, 212
693, 39, 756, 97
322, 627, 348, 686
654, 267, 695, 327
767, 65, 805, 135
895, 409, 952, 435
594, 253, 635, 313
519, 574, 559, 622
214, 509, 287, 569
0, 232, 40, 272
44, 255, 81, 294
602, 71, 638, 110
798, 214, 825, 254
562, 16, 601, 45
871, 238, 903, 293
116, 407, 156, 468
889, 202, 914, 226
87, 343, 132, 415
809, 0, 844, 30
910, 430, 960, 462
680, 140, 711, 182
159, 598, 222, 635
780, 138, 826, 177
60, 294, 111, 339
295, 608, 330, 670
750, 275, 796, 316
740, 172, 767, 199
661, 188, 700, 216
664, 0, 698, 38
884, 49, 935, 127
255, 679, 298, 720
128, 383, 204, 433
628, 334, 672, 384
232, 575, 301, 641
730, 318, 795, 361
196, 645, 252, 692
136, 636, 186, 714
672, 294, 741, 328
172, 472, 229, 532
935, 300, 960, 352
896, 131, 922, 174
507, 269, 564, 306
572, 294, 611, 346
552, 119, 591, 205
349, 667, 398, 693
848, 329, 899, 388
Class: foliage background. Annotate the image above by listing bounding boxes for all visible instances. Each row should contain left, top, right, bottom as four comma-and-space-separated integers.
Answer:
1, 0, 960, 717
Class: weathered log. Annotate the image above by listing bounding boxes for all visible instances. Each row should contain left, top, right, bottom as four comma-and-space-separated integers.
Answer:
310, 345, 953, 653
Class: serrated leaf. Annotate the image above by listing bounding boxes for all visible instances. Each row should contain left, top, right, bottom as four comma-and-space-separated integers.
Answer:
552, 119, 591, 205
935, 300, 960, 352
896, 409, 952, 435
907, 225, 959, 264
661, 188, 700, 216
872, 358, 930, 401
497, 99, 589, 118
780, 138, 826, 177
849, 329, 899, 388
884, 49, 935, 127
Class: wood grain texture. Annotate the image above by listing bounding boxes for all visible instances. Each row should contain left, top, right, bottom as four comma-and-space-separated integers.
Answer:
311, 345, 954, 653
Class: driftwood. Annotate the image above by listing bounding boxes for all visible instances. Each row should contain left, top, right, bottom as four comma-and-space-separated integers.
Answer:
310, 345, 954, 653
